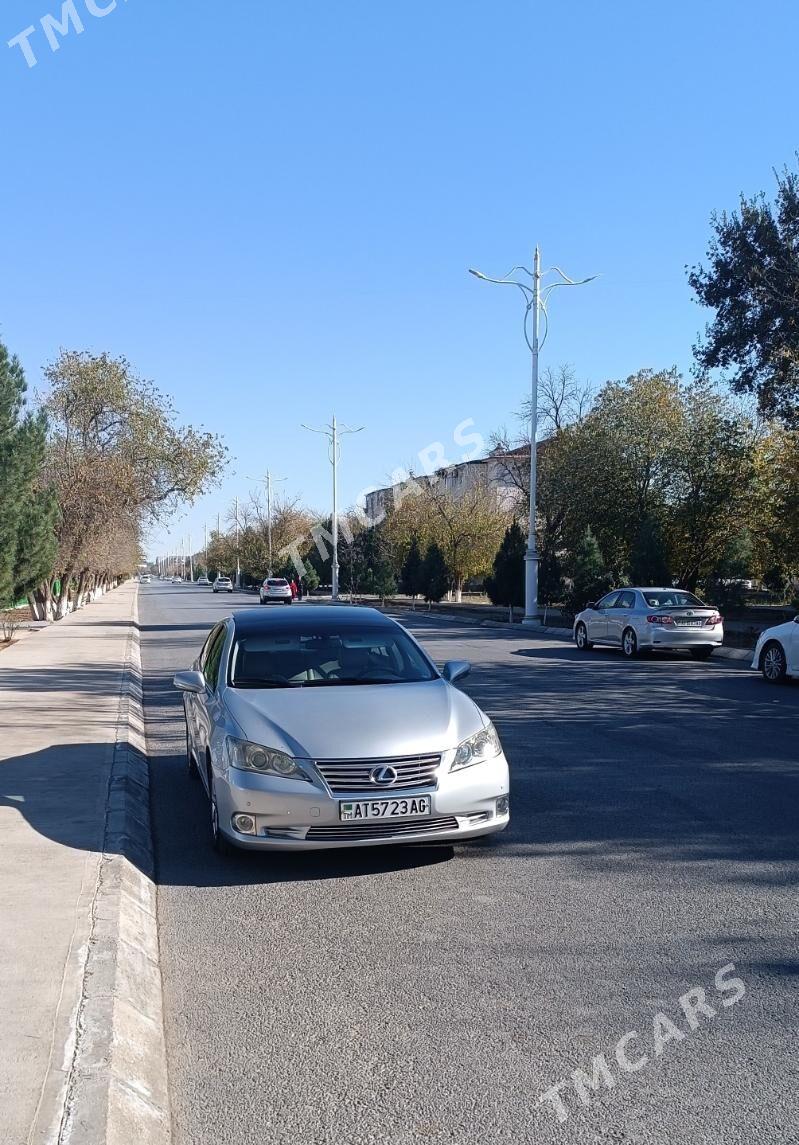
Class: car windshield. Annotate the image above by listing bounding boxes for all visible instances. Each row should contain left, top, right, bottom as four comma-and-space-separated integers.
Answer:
267, 579, 287, 586
643, 591, 706, 608
229, 626, 437, 687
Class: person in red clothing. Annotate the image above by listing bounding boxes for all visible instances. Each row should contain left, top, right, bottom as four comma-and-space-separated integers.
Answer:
290, 578, 298, 599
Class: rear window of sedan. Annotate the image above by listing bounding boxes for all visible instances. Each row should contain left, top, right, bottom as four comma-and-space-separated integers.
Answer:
228, 627, 437, 687
643, 591, 706, 608
266, 579, 288, 586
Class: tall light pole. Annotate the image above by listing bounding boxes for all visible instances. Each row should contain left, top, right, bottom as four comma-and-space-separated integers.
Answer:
469, 249, 596, 624
302, 415, 364, 601
234, 496, 241, 587
204, 522, 208, 574
245, 470, 287, 575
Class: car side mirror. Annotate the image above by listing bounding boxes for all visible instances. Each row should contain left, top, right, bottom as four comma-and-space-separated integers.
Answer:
586, 602, 596, 611
173, 670, 206, 694
794, 615, 799, 624
442, 660, 471, 684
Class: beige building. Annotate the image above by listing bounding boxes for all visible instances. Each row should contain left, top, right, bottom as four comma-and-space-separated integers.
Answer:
363, 446, 527, 524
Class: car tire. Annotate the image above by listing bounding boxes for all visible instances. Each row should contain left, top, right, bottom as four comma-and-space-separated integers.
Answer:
761, 640, 787, 683
208, 764, 234, 855
690, 647, 713, 661
285, 599, 292, 605
574, 622, 593, 651
622, 627, 639, 659
213, 589, 218, 594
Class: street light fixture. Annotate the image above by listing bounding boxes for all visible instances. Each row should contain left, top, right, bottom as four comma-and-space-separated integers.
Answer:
469, 247, 597, 625
301, 414, 364, 601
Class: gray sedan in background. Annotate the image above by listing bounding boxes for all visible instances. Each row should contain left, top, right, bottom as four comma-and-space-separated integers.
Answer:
174, 606, 510, 853
573, 587, 724, 660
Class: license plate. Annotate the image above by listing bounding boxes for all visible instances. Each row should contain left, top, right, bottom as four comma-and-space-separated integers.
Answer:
677, 620, 704, 627
339, 796, 431, 821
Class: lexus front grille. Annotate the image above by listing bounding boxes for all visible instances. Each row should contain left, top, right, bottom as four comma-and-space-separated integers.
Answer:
314, 754, 440, 794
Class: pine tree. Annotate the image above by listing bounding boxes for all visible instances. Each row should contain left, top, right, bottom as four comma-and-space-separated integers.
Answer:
400, 535, 424, 599
0, 340, 55, 609
565, 527, 613, 615
421, 542, 449, 605
538, 543, 564, 607
629, 516, 671, 586
360, 526, 396, 603
485, 522, 525, 613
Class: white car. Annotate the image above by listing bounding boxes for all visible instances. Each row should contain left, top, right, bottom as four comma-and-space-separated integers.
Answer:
197, 575, 211, 586
259, 577, 293, 605
171, 575, 183, 584
751, 615, 799, 682
214, 576, 234, 594
139, 574, 151, 584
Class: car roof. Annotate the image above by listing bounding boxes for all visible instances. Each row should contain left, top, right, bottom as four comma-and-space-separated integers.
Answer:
231, 605, 395, 637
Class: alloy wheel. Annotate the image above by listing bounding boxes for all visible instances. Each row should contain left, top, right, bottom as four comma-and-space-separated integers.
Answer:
763, 643, 786, 683
623, 628, 638, 658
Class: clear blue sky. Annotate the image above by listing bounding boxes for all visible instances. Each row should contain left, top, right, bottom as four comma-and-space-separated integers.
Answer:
2, 0, 797, 561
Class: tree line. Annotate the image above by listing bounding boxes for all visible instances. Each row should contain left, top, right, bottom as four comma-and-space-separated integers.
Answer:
0, 338, 225, 624
172, 155, 799, 611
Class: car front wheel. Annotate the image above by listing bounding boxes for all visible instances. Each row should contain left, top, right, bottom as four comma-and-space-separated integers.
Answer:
575, 622, 592, 651
622, 627, 638, 659
761, 641, 787, 683
208, 769, 234, 855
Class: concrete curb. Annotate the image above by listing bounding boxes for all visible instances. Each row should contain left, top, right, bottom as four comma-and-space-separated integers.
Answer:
58, 589, 171, 1145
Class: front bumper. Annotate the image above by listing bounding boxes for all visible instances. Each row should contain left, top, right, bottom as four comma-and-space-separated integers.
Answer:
215, 753, 510, 850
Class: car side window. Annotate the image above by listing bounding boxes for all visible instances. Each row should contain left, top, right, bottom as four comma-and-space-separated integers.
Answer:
204, 628, 227, 691
597, 592, 619, 609
615, 591, 636, 609
199, 624, 224, 671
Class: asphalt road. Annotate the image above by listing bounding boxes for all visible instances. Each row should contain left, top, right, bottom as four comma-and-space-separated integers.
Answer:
140, 582, 799, 1145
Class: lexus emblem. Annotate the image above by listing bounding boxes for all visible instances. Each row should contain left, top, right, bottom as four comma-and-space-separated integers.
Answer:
370, 765, 398, 786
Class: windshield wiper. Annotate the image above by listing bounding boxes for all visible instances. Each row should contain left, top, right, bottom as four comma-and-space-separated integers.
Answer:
231, 677, 304, 689
302, 677, 402, 687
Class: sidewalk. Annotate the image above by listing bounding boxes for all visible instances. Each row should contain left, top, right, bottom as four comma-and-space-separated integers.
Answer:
0, 582, 168, 1145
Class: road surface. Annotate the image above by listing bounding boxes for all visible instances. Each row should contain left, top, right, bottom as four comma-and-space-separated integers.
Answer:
139, 582, 798, 1145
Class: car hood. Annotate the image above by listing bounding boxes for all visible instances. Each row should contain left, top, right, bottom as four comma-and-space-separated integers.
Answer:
222, 679, 486, 759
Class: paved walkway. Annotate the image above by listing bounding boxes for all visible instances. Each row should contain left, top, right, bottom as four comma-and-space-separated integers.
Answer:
0, 582, 137, 1145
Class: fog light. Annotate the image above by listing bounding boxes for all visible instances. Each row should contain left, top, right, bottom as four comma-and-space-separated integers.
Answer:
495, 795, 509, 816
232, 813, 256, 834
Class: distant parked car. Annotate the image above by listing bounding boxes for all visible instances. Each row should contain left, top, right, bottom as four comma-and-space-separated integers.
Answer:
214, 576, 233, 594
573, 587, 724, 660
259, 577, 293, 605
752, 615, 799, 682
171, 575, 183, 584
197, 575, 211, 586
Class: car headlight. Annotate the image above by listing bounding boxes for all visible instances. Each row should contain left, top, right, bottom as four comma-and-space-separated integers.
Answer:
225, 736, 309, 781
450, 723, 502, 772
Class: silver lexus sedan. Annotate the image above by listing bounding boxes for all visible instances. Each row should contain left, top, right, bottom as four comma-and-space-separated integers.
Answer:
174, 606, 510, 853
573, 587, 724, 659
